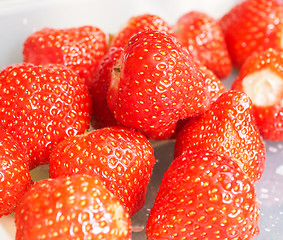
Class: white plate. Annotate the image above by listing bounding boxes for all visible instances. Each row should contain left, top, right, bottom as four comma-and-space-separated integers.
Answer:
0, 1, 282, 239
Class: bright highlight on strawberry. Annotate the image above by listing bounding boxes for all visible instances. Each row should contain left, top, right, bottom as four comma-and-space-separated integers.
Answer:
0, 63, 91, 169
146, 150, 260, 240
15, 174, 131, 240
220, 0, 283, 68
0, 127, 32, 217
175, 90, 266, 183
49, 126, 155, 216
23, 26, 107, 88
174, 11, 232, 79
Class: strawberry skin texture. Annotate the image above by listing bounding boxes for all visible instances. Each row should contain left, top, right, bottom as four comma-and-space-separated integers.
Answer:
174, 64, 226, 136
232, 48, 283, 141
174, 90, 266, 183
146, 150, 260, 240
110, 14, 174, 48
108, 30, 212, 140
90, 47, 123, 129
23, 26, 107, 88
220, 0, 283, 68
174, 11, 232, 79
0, 127, 32, 217
49, 126, 155, 216
0, 63, 91, 169
15, 174, 131, 240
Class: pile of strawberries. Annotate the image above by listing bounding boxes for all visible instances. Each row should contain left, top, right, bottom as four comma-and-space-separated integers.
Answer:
0, 0, 282, 239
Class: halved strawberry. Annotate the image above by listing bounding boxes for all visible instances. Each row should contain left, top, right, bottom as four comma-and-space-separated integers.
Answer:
0, 127, 32, 217
174, 90, 266, 183
89, 47, 123, 129
23, 25, 107, 88
110, 13, 174, 48
232, 48, 283, 140
174, 11, 232, 79
0, 63, 91, 168
146, 150, 260, 240
107, 30, 213, 140
15, 174, 131, 240
49, 126, 155, 216
220, 0, 283, 68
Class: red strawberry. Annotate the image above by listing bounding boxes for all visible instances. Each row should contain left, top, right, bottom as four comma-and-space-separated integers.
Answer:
232, 48, 283, 141
110, 14, 174, 48
23, 25, 107, 88
49, 126, 155, 216
0, 63, 91, 169
174, 11, 232, 79
107, 30, 214, 140
174, 64, 226, 135
0, 127, 32, 217
89, 47, 123, 129
15, 174, 131, 240
220, 0, 283, 68
174, 90, 266, 183
146, 150, 260, 240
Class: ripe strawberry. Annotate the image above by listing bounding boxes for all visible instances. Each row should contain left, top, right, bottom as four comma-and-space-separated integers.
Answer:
174, 11, 232, 79
174, 64, 226, 135
107, 30, 213, 140
220, 0, 283, 68
146, 150, 260, 240
15, 174, 131, 240
174, 90, 266, 183
49, 126, 155, 216
89, 47, 123, 129
110, 13, 174, 48
0, 63, 91, 169
23, 25, 107, 88
232, 48, 283, 141
0, 127, 32, 217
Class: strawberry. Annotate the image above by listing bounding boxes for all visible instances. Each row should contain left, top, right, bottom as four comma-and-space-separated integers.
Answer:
49, 126, 155, 216
89, 47, 123, 129
0, 127, 32, 217
15, 174, 131, 240
23, 25, 107, 88
174, 11, 232, 79
174, 64, 226, 135
232, 48, 283, 141
146, 150, 260, 240
174, 90, 266, 183
0, 63, 91, 169
220, 0, 283, 68
110, 13, 174, 48
107, 30, 213, 140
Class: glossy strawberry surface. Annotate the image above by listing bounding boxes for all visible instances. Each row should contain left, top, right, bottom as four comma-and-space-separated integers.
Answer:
220, 0, 283, 68
49, 126, 155, 216
0, 127, 32, 217
107, 30, 212, 140
0, 63, 91, 168
175, 11, 232, 79
90, 47, 123, 129
146, 150, 260, 240
232, 48, 283, 141
110, 14, 174, 48
23, 25, 107, 87
15, 174, 131, 240
175, 90, 266, 182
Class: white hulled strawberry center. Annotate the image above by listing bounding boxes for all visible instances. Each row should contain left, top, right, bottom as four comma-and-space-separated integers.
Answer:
242, 68, 283, 107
